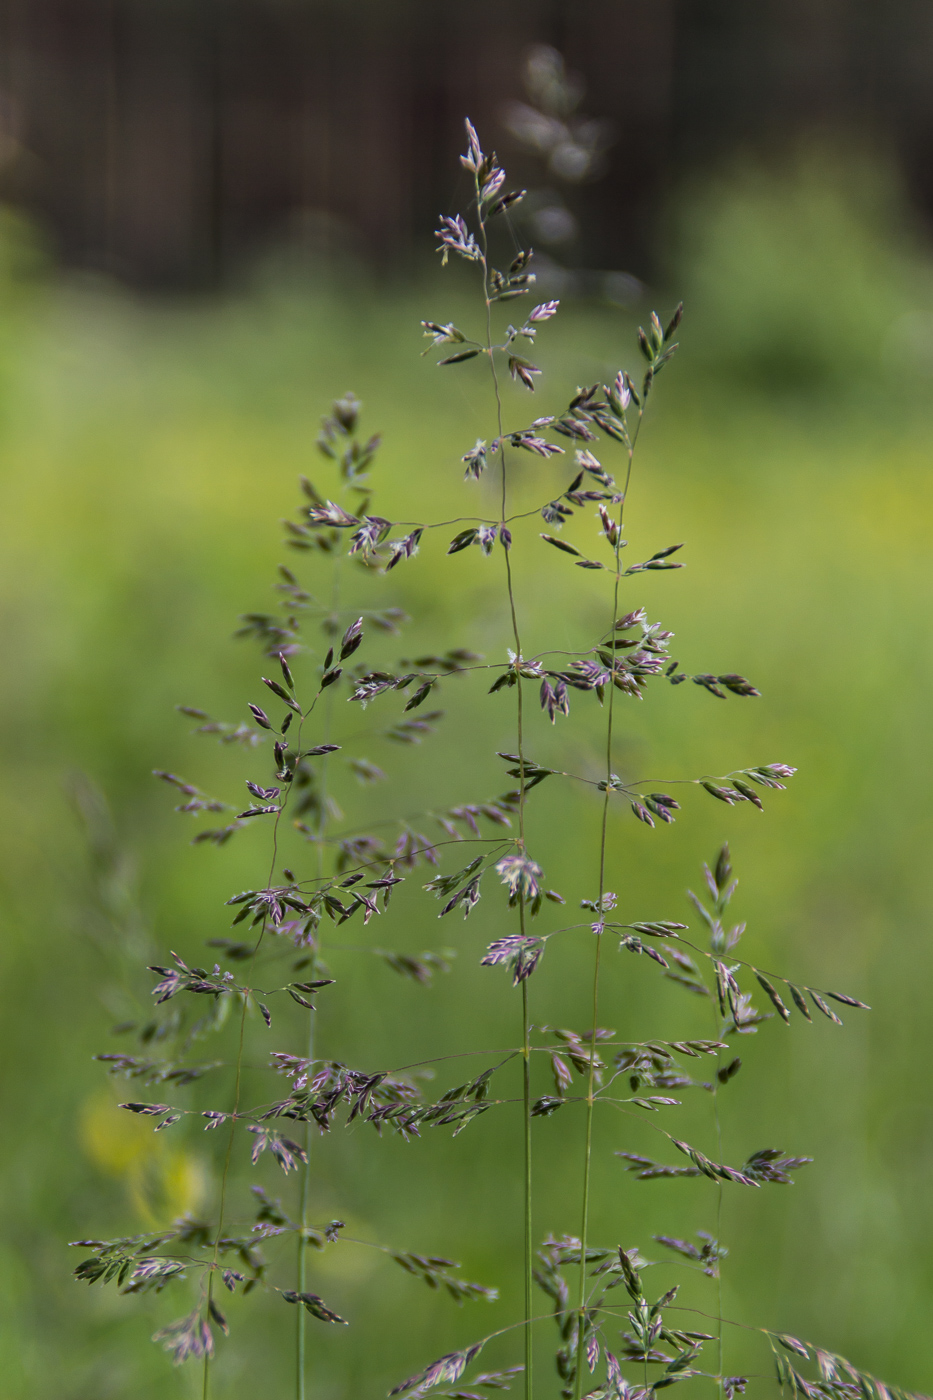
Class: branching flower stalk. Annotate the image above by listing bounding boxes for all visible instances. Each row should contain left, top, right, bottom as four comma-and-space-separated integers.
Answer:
296, 551, 344, 1400
468, 128, 536, 1400
201, 681, 325, 1400
572, 353, 654, 1400
72, 117, 927, 1400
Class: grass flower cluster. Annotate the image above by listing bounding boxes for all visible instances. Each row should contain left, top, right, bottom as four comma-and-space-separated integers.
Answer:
72, 120, 923, 1400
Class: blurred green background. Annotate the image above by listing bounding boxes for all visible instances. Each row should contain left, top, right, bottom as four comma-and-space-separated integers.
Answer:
0, 140, 932, 1400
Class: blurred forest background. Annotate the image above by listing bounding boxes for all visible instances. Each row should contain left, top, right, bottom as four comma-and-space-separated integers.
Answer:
0, 2, 932, 1398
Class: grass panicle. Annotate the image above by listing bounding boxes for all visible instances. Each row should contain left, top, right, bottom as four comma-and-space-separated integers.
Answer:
72, 117, 918, 1400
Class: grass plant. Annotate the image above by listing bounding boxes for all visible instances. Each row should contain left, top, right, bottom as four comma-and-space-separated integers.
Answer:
63, 122, 932, 1400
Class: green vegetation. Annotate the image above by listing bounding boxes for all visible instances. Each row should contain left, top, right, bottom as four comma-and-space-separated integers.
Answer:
1, 153, 931, 1397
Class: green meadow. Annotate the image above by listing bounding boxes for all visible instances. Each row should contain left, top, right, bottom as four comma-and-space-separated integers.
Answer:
0, 153, 931, 1397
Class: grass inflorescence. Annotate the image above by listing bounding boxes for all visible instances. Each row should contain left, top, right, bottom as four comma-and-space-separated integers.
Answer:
71, 119, 926, 1400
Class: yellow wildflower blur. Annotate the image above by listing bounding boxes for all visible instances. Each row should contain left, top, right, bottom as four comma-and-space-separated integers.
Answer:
80, 1092, 209, 1226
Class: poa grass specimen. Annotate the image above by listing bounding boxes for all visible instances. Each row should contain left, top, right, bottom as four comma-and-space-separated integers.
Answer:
72, 119, 926, 1400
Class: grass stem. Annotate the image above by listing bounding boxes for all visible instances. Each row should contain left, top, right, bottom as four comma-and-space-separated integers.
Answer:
478, 189, 533, 1400
573, 407, 644, 1400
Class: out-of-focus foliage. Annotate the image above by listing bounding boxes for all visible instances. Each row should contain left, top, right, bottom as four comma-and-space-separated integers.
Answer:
670, 143, 924, 389
0, 149, 931, 1397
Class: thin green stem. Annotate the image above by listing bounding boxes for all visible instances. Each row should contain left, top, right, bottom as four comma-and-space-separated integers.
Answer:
572, 405, 645, 1400
202, 804, 287, 1400
199, 669, 325, 1400
296, 1012, 313, 1398
712, 1003, 725, 1393
297, 544, 343, 1400
522, 977, 533, 1385
477, 189, 533, 1400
